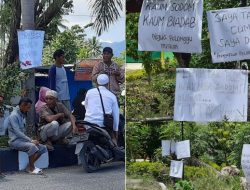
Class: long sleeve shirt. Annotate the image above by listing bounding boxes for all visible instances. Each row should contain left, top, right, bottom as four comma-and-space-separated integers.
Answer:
7, 106, 31, 143
84, 86, 119, 131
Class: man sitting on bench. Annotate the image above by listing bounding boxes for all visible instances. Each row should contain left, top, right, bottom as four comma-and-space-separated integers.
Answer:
7, 97, 47, 174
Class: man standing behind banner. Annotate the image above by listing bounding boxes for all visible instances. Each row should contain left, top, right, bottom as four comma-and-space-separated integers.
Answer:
48, 49, 71, 111
92, 47, 124, 96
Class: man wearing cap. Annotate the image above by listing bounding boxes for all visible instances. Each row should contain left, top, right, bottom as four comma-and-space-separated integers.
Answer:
7, 97, 47, 174
84, 74, 120, 145
48, 49, 71, 111
92, 47, 124, 96
38, 90, 77, 150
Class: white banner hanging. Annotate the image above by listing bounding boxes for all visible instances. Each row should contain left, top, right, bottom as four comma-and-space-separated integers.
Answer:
176, 140, 191, 159
174, 68, 248, 122
162, 140, 176, 156
170, 160, 183, 178
207, 7, 250, 63
138, 0, 203, 53
18, 30, 45, 69
241, 144, 250, 183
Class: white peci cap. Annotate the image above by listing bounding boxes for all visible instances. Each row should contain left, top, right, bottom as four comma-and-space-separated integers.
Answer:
97, 74, 109, 85
45, 90, 58, 98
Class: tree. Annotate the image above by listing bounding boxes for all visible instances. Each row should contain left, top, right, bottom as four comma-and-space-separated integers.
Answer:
1, 0, 73, 67
89, 0, 123, 36
43, 25, 86, 65
126, 13, 154, 81
86, 36, 102, 58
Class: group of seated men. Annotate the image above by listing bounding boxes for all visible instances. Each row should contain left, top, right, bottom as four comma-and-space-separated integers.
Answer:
2, 73, 120, 175
5, 89, 76, 174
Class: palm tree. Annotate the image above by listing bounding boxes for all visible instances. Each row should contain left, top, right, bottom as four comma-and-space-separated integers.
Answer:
87, 36, 102, 58
89, 0, 123, 36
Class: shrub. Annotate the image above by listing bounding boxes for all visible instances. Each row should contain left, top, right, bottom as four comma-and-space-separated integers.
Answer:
126, 70, 146, 82
126, 161, 170, 183
175, 180, 194, 190
0, 62, 28, 103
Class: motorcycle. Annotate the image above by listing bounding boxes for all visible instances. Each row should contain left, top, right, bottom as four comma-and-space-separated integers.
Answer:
71, 120, 125, 173
72, 100, 125, 147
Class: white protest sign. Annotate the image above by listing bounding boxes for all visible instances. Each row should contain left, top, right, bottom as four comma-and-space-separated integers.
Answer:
174, 68, 248, 122
241, 144, 250, 183
138, 0, 203, 53
18, 30, 45, 69
162, 140, 176, 156
18, 151, 49, 170
170, 160, 183, 178
176, 140, 191, 159
207, 7, 250, 63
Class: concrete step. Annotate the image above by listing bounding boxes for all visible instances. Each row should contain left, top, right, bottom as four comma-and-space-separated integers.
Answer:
0, 144, 78, 172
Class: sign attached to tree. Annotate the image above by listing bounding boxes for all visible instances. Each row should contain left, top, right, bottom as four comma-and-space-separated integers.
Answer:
207, 7, 250, 63
18, 30, 45, 70
138, 0, 203, 53
174, 68, 248, 122
242, 144, 250, 183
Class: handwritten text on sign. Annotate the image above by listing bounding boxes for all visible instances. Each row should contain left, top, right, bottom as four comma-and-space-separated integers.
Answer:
207, 7, 250, 63
174, 68, 248, 122
138, 0, 203, 53
162, 140, 176, 156
170, 160, 183, 178
241, 144, 250, 183
176, 140, 191, 159
18, 30, 45, 69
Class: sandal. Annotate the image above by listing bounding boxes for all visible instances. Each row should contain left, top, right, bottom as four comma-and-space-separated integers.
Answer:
27, 168, 43, 175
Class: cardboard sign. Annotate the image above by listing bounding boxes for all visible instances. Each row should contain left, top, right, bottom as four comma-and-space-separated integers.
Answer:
241, 144, 250, 183
18, 30, 45, 69
176, 140, 191, 159
138, 0, 203, 53
74, 59, 102, 81
207, 7, 250, 63
174, 68, 248, 122
18, 151, 49, 170
170, 160, 183, 178
162, 140, 176, 156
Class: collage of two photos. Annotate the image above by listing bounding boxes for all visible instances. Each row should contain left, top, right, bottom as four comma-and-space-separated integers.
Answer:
0, 0, 125, 190
1, 0, 250, 190
126, 0, 250, 189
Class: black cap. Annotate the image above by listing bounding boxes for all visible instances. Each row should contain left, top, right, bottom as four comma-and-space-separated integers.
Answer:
103, 47, 113, 54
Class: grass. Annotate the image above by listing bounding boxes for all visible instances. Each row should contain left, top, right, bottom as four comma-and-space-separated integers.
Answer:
126, 177, 163, 190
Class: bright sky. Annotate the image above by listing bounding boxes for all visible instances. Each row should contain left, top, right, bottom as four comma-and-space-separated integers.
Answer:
62, 0, 125, 43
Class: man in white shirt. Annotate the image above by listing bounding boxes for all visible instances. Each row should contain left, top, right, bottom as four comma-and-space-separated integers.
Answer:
84, 74, 119, 145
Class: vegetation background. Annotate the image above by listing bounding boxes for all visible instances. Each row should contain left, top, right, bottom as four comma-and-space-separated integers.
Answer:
126, 0, 250, 189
